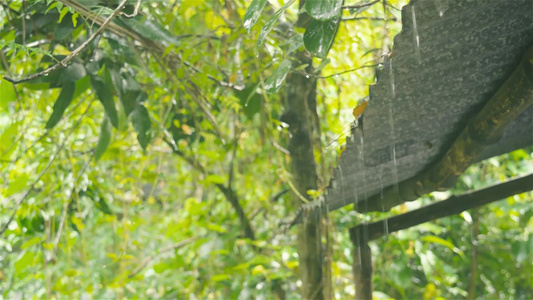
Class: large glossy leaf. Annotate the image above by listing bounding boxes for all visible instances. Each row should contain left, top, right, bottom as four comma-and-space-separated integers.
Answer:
117, 17, 179, 46
45, 82, 76, 129
90, 76, 119, 128
305, 0, 343, 21
95, 116, 112, 161
265, 60, 292, 94
131, 104, 151, 150
117, 72, 143, 117
257, 0, 295, 47
303, 18, 340, 58
58, 63, 86, 83
243, 0, 268, 33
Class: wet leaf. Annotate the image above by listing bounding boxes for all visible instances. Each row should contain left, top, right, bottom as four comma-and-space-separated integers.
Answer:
90, 76, 119, 128
265, 60, 292, 94
131, 104, 151, 150
119, 73, 143, 116
118, 17, 179, 46
243, 0, 268, 33
303, 18, 340, 58
305, 0, 343, 21
95, 116, 112, 161
45, 82, 76, 129
256, 0, 295, 47
59, 63, 86, 83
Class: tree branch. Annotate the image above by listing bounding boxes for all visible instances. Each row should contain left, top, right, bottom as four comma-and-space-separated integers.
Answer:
128, 237, 198, 278
2, 0, 129, 84
342, 0, 380, 10
121, 0, 142, 18
163, 139, 256, 241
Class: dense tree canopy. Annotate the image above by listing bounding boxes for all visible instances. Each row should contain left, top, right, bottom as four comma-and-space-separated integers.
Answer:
0, 0, 531, 298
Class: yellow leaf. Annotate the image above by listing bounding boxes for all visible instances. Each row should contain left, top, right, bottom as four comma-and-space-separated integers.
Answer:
252, 265, 265, 275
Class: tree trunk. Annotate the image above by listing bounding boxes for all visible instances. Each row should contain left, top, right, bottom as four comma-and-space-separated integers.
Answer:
283, 50, 324, 299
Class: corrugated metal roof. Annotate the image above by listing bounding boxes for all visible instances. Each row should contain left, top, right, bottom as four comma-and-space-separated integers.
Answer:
313, 0, 533, 216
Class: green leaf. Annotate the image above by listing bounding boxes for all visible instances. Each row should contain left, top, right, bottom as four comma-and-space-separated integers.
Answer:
305, 0, 343, 21
6, 174, 28, 197
45, 82, 76, 129
205, 174, 226, 184
95, 116, 112, 161
131, 104, 151, 150
153, 262, 171, 274
303, 18, 340, 58
118, 73, 143, 116
59, 63, 86, 83
206, 223, 227, 233
265, 60, 292, 94
421, 235, 465, 258
314, 58, 331, 73
0, 78, 16, 111
90, 76, 119, 128
72, 75, 91, 100
211, 274, 230, 282
58, 6, 69, 23
14, 251, 34, 274
72, 12, 78, 27
21, 236, 43, 250
117, 17, 179, 46
257, 0, 295, 47
243, 0, 268, 33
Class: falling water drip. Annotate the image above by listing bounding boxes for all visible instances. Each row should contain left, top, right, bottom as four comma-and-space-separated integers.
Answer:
389, 107, 399, 193
389, 58, 396, 99
356, 135, 371, 252
411, 6, 422, 64
356, 224, 362, 267
388, 60, 400, 194
435, 0, 444, 17
379, 170, 389, 237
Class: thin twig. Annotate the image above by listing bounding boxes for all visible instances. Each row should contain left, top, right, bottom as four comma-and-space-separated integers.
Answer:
128, 237, 198, 278
0, 100, 95, 235
52, 150, 95, 257
3, 0, 129, 84
310, 64, 380, 79
341, 17, 397, 22
121, 0, 141, 18
342, 0, 380, 10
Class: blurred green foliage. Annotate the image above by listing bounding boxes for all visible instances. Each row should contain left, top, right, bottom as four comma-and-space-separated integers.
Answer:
0, 0, 531, 299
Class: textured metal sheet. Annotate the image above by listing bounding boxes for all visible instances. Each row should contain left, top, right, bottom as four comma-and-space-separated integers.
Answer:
323, 0, 533, 212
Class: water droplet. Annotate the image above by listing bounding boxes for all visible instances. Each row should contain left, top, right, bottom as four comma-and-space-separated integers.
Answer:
411, 6, 422, 64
